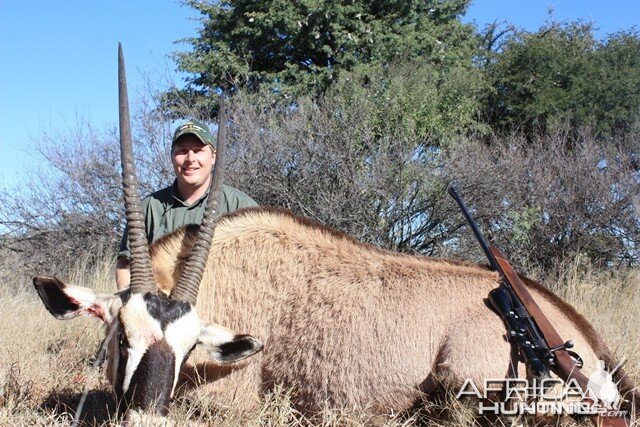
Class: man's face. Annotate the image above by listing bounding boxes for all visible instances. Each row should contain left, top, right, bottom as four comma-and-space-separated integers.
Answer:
171, 134, 216, 190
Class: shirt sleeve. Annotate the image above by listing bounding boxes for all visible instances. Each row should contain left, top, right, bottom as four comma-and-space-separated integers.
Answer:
235, 190, 258, 209
117, 196, 152, 260
118, 225, 131, 259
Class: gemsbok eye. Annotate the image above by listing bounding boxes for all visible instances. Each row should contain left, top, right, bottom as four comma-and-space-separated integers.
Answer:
117, 331, 127, 352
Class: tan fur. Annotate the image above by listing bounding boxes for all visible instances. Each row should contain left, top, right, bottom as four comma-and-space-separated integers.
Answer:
148, 207, 633, 415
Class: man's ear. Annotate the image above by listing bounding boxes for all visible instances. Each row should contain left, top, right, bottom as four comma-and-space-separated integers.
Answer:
198, 323, 263, 364
33, 276, 121, 324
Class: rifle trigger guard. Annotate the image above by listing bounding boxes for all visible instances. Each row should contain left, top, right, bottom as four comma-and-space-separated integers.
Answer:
548, 340, 584, 371
568, 351, 584, 370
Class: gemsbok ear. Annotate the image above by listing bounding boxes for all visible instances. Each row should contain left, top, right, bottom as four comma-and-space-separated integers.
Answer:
33, 276, 120, 324
198, 324, 264, 364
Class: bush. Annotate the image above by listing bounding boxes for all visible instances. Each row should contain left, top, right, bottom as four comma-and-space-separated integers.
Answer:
225, 89, 455, 254
444, 129, 640, 273
0, 109, 175, 277
2, 79, 638, 282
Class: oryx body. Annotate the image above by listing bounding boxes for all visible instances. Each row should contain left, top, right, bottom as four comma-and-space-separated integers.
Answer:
145, 207, 636, 416
35, 206, 636, 420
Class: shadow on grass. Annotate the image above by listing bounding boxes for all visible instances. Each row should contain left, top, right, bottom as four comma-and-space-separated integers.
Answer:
41, 389, 116, 426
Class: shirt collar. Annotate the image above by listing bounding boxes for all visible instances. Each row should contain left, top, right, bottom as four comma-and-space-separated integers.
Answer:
170, 180, 210, 207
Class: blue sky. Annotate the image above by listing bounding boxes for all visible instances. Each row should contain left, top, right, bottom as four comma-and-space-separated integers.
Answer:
1, 1, 638, 188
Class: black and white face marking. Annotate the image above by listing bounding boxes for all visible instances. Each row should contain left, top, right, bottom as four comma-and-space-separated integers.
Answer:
33, 275, 264, 419
111, 292, 201, 415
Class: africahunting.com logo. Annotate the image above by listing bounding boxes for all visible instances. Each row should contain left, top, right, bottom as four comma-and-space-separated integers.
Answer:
456, 360, 627, 418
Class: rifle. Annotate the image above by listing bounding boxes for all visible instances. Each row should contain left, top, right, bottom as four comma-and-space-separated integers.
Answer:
448, 186, 629, 427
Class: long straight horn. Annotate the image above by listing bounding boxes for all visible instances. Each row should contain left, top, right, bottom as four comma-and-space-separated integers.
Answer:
118, 43, 156, 295
170, 97, 227, 305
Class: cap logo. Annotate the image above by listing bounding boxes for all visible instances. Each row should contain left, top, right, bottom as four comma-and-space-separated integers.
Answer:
180, 123, 204, 132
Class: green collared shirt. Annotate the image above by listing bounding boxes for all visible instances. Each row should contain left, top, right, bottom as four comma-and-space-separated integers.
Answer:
118, 182, 257, 259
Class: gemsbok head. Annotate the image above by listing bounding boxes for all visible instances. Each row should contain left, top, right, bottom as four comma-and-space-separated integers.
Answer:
32, 44, 263, 423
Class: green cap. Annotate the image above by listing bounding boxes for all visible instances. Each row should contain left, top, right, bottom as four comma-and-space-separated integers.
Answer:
172, 119, 216, 150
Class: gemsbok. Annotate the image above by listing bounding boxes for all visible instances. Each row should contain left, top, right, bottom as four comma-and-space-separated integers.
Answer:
34, 46, 637, 426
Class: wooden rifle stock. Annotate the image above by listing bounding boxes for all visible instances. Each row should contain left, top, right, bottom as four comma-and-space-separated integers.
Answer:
448, 187, 629, 427
490, 248, 580, 382
491, 248, 629, 427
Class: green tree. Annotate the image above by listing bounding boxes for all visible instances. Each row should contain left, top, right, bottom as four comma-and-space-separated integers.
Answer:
589, 29, 640, 135
165, 0, 477, 112
485, 20, 640, 136
329, 59, 488, 142
485, 20, 597, 134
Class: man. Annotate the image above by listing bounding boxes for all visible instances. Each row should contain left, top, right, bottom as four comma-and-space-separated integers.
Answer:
116, 119, 257, 289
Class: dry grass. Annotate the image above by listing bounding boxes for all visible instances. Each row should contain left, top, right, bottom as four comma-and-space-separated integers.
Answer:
553, 262, 640, 384
0, 253, 637, 426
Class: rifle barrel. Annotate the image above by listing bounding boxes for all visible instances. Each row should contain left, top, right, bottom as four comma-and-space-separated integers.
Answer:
447, 187, 498, 271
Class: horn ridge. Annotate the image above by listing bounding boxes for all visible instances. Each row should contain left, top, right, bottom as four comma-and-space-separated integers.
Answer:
170, 97, 227, 305
118, 43, 156, 294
